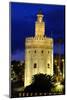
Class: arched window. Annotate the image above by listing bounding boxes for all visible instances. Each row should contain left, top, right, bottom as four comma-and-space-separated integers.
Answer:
29, 51, 30, 53
48, 51, 49, 54
48, 63, 50, 68
41, 50, 43, 53
34, 50, 36, 53
34, 63, 37, 68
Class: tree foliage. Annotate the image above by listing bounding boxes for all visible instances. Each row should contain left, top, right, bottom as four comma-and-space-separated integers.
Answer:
24, 74, 53, 93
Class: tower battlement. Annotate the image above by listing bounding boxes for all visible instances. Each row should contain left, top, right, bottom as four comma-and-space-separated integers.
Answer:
26, 37, 53, 49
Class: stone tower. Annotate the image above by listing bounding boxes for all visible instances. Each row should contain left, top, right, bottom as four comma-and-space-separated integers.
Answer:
24, 11, 53, 87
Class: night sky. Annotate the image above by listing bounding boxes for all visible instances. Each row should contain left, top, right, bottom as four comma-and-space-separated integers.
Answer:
10, 2, 65, 61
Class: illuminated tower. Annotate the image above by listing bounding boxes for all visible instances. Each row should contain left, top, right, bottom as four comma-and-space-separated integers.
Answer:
24, 11, 53, 87
35, 11, 45, 37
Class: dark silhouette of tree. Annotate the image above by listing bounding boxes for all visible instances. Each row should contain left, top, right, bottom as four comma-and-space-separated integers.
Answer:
61, 78, 65, 94
11, 61, 25, 97
11, 61, 25, 80
24, 74, 53, 93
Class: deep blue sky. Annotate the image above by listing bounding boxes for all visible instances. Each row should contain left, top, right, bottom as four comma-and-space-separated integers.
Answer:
10, 2, 65, 61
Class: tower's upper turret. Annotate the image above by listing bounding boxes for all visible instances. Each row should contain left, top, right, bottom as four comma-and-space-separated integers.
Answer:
35, 10, 45, 37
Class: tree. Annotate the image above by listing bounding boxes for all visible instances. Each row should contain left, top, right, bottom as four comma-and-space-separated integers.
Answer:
24, 74, 53, 93
11, 61, 24, 80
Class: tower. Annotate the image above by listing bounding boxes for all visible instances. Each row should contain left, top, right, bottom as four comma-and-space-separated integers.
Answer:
35, 11, 45, 37
24, 11, 53, 87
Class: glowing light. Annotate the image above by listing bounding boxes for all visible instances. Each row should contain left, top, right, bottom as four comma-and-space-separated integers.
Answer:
54, 82, 64, 92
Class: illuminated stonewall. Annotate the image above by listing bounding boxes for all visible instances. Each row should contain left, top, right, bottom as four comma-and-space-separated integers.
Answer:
24, 11, 53, 87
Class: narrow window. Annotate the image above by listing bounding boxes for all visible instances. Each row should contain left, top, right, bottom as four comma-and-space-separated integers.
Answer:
41, 50, 43, 53
48, 63, 50, 68
34, 63, 37, 68
29, 51, 30, 53
34, 50, 36, 53
48, 51, 49, 54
